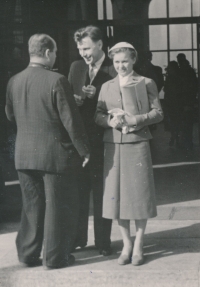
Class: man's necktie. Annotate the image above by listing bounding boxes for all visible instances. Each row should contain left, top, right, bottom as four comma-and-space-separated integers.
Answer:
89, 64, 95, 84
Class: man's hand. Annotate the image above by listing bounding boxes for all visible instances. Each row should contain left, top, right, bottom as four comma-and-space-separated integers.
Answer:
82, 153, 90, 167
74, 94, 84, 106
82, 85, 96, 99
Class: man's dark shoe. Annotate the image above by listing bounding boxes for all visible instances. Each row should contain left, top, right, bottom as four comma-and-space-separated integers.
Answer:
43, 254, 75, 270
99, 247, 112, 256
19, 258, 42, 267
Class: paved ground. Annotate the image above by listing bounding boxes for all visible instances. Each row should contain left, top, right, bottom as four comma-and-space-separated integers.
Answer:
0, 123, 200, 287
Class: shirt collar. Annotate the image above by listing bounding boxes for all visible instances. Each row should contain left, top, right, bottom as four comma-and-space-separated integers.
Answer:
91, 52, 105, 69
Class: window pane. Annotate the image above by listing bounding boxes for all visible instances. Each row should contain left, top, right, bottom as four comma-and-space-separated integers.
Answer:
192, 0, 200, 16
193, 51, 198, 73
151, 52, 167, 99
169, 0, 191, 17
149, 0, 167, 18
149, 25, 167, 50
170, 24, 192, 49
98, 0, 104, 19
106, 0, 113, 19
193, 24, 197, 49
170, 50, 197, 73
151, 52, 168, 73
170, 50, 192, 64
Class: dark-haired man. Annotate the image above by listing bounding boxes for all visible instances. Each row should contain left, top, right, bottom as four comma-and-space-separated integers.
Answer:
68, 26, 116, 256
6, 34, 90, 269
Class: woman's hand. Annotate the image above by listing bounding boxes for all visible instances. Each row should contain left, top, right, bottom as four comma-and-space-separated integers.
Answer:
109, 117, 123, 129
124, 112, 137, 126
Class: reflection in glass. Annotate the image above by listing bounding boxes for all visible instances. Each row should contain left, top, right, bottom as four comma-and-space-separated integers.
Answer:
148, 0, 167, 18
149, 25, 167, 50
170, 24, 192, 49
169, 0, 191, 17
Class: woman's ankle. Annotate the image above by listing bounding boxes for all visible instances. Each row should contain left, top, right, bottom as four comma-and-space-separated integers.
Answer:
121, 242, 132, 255
132, 238, 143, 256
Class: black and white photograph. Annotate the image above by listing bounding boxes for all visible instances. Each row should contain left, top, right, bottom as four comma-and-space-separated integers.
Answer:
0, 0, 200, 286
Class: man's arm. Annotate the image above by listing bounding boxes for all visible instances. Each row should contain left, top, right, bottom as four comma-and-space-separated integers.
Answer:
95, 84, 112, 129
68, 61, 84, 106
5, 79, 15, 122
54, 76, 90, 158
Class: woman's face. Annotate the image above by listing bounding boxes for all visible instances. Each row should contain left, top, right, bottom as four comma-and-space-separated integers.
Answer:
113, 50, 135, 77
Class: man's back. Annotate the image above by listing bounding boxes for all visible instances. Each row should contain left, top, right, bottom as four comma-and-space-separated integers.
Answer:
6, 66, 89, 172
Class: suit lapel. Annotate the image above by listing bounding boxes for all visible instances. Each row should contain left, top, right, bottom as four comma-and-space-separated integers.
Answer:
80, 63, 89, 86
91, 57, 111, 85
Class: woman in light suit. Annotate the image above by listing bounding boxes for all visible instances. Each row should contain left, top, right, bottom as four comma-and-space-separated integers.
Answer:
95, 42, 163, 266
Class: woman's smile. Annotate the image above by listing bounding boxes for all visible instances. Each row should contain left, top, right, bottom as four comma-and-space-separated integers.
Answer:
113, 51, 134, 77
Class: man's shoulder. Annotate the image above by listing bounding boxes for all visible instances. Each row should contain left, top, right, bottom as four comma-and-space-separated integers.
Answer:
101, 57, 117, 78
70, 59, 86, 69
7, 68, 67, 92
47, 70, 66, 80
102, 57, 113, 67
7, 68, 29, 86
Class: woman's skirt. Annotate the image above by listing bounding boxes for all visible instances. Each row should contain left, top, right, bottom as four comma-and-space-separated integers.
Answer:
103, 141, 157, 220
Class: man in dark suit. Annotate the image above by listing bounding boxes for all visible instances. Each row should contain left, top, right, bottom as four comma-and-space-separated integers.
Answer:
68, 26, 116, 256
5, 34, 90, 270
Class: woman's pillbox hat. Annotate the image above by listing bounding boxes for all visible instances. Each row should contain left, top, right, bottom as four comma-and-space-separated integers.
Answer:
109, 42, 135, 52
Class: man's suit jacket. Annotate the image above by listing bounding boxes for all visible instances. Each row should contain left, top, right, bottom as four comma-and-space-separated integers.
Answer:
68, 57, 117, 147
95, 72, 164, 143
6, 66, 90, 173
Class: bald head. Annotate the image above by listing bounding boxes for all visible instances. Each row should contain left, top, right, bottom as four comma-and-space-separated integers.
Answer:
28, 34, 56, 58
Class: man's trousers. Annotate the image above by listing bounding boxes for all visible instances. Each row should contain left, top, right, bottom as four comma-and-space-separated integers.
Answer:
74, 146, 112, 250
17, 169, 79, 267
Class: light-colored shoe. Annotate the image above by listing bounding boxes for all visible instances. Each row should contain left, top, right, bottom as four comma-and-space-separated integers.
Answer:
117, 254, 131, 265
131, 254, 144, 266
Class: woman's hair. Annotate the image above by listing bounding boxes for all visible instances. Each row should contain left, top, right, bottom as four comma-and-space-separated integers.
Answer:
108, 47, 138, 62
28, 34, 56, 57
74, 25, 103, 43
